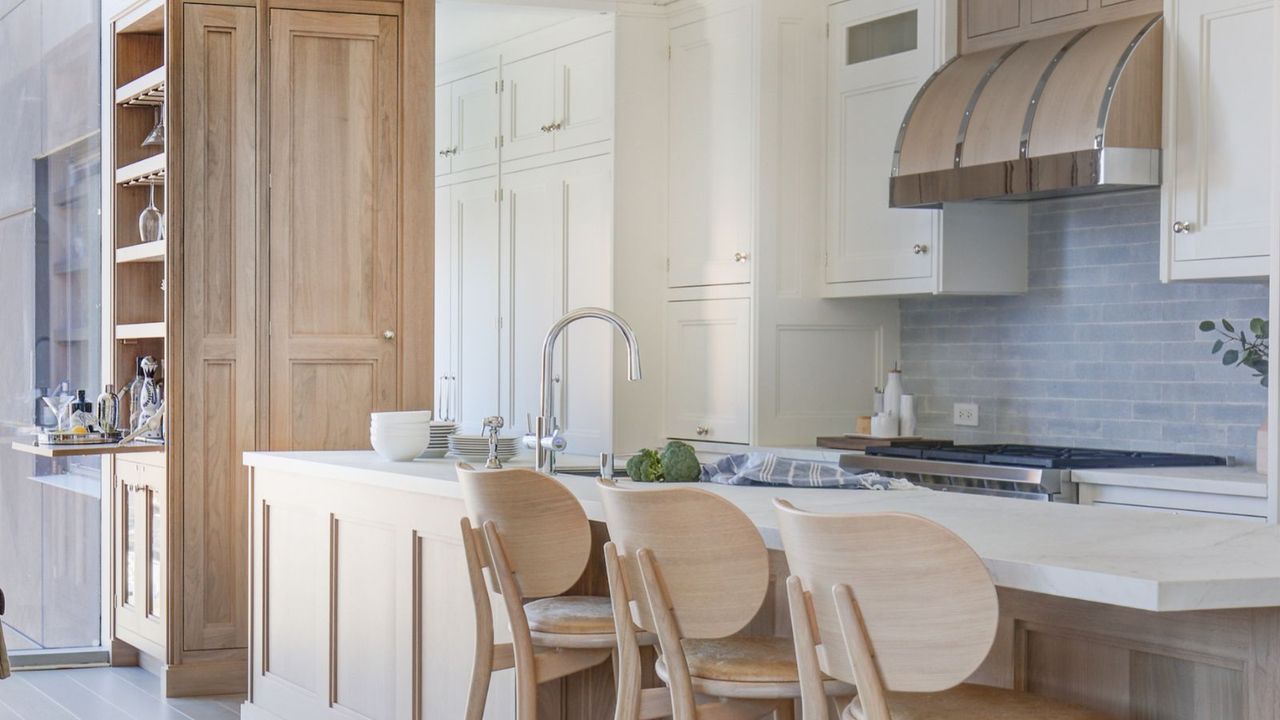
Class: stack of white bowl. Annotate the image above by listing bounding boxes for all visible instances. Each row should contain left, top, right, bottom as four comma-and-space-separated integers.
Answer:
448, 434, 521, 463
370, 411, 433, 461
420, 421, 458, 459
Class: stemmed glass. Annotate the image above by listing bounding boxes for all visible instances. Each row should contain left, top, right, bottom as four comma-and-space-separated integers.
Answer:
138, 184, 163, 244
142, 106, 165, 148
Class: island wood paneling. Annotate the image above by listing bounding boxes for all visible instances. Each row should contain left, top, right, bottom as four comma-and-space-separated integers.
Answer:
960, 0, 1161, 53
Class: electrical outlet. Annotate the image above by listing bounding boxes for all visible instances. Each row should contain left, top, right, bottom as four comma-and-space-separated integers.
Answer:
953, 402, 979, 427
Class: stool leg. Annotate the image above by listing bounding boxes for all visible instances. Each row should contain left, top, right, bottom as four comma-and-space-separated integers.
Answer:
773, 700, 796, 720
464, 641, 493, 720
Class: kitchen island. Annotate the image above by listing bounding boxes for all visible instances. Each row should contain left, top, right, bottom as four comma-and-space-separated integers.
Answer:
242, 451, 1280, 720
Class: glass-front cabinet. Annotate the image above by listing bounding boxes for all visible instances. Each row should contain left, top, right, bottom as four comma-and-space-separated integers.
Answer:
113, 453, 165, 653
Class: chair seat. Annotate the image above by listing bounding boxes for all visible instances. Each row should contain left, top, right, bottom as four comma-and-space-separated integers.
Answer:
525, 596, 615, 635
844, 683, 1114, 720
653, 636, 854, 700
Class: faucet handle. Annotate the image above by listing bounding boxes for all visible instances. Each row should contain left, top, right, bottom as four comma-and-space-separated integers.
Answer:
599, 452, 614, 480
483, 416, 505, 469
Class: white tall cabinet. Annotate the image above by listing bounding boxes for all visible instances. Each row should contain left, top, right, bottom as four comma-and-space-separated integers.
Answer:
1162, 0, 1274, 281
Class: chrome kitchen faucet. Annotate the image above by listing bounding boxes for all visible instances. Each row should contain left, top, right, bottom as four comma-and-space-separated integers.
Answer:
528, 308, 642, 474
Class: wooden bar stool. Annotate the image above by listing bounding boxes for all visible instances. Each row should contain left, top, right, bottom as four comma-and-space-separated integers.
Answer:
458, 463, 646, 720
773, 499, 1114, 720
598, 478, 855, 720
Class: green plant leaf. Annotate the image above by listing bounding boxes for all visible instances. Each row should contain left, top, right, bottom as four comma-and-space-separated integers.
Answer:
1261, 320, 1270, 340
1199, 320, 1217, 332
1212, 339, 1225, 354
1223, 319, 1235, 333
1252, 318, 1265, 336
1222, 349, 1240, 366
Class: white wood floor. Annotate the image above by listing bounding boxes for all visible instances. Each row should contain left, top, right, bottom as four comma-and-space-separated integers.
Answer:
0, 667, 243, 719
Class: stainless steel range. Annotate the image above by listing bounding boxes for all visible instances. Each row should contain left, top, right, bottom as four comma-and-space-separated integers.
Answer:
839, 442, 1227, 502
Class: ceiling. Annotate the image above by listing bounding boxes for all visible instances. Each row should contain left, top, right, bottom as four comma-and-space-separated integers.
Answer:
436, 2, 596, 62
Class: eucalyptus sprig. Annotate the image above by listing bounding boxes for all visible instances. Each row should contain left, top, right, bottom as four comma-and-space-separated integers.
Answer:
1199, 318, 1269, 387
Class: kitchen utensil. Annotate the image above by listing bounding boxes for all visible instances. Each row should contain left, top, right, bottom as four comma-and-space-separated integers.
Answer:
138, 185, 164, 244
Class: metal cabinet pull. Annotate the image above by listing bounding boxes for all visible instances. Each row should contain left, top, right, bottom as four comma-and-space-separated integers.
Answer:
695, 425, 710, 436
733, 252, 750, 263
912, 244, 929, 255
1172, 221, 1195, 234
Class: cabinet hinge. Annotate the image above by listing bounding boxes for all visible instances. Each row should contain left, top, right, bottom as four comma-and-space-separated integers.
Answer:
667, 45, 672, 60
825, 23, 830, 39
497, 316, 504, 330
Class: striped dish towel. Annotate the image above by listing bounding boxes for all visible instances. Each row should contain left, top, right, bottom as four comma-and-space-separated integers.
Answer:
700, 453, 915, 490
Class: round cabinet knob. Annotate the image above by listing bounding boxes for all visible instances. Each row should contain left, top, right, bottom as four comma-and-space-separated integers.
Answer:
1172, 221, 1195, 234
695, 425, 710, 436
912, 244, 929, 255
733, 252, 750, 263
383, 329, 396, 340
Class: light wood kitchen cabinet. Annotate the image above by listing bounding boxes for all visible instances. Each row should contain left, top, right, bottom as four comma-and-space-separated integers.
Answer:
501, 33, 614, 164
437, 69, 500, 175
500, 156, 614, 452
113, 454, 166, 656
824, 0, 1028, 297
964, 0, 1021, 38
664, 298, 752, 444
267, 9, 401, 451
667, 7, 754, 288
1162, 0, 1273, 281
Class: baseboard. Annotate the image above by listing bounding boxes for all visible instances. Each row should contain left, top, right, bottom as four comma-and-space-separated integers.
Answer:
161, 653, 248, 697
108, 638, 140, 667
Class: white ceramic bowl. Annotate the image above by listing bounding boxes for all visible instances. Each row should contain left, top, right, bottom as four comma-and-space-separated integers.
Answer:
371, 410, 432, 422
371, 432, 430, 462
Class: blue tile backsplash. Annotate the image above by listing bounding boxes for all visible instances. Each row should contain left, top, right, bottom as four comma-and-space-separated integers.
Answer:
899, 189, 1269, 464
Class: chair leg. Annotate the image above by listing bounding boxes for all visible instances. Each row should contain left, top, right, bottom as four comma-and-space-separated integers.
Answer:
773, 700, 796, 720
464, 640, 493, 720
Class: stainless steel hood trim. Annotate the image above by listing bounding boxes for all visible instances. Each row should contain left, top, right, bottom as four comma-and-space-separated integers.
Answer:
892, 55, 960, 177
889, 147, 1161, 208
1094, 14, 1163, 149
955, 42, 1026, 168
1020, 28, 1094, 159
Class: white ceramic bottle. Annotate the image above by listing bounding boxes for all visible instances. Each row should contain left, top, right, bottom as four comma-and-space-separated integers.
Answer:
883, 367, 903, 435
900, 394, 917, 436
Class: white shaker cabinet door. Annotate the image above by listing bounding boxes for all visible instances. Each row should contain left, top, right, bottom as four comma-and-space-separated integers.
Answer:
451, 69, 500, 173
826, 0, 939, 289
501, 51, 557, 162
451, 176, 502, 433
435, 83, 453, 176
434, 184, 455, 421
552, 33, 614, 152
1164, 0, 1273, 280
664, 298, 751, 444
667, 8, 754, 288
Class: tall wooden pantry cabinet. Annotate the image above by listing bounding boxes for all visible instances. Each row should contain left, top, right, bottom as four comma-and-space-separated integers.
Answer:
101, 0, 433, 696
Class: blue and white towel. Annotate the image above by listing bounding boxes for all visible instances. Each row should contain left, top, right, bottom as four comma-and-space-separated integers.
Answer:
700, 453, 915, 490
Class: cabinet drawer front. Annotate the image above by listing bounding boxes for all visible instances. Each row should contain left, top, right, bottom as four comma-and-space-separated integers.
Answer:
663, 298, 751, 444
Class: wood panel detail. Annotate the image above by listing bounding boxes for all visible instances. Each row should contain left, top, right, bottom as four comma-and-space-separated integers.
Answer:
960, 0, 1161, 53
333, 518, 398, 720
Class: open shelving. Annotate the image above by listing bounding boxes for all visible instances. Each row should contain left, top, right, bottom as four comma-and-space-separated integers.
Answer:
115, 153, 166, 187
115, 240, 165, 264
115, 67, 165, 108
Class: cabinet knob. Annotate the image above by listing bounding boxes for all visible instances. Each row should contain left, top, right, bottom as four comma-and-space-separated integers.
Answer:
695, 425, 710, 436
733, 252, 750, 263
383, 329, 396, 340
551, 121, 563, 131
912, 244, 929, 255
540, 124, 553, 134
1172, 221, 1195, 234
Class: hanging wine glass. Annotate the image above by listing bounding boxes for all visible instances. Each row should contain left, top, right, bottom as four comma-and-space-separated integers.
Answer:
142, 105, 165, 148
138, 184, 163, 244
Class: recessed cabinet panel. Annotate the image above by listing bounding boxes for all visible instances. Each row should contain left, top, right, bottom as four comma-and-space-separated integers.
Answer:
452, 69, 499, 173
966, 0, 1020, 37
434, 185, 454, 420
268, 9, 400, 449
501, 51, 556, 162
1166, 0, 1272, 279
1030, 0, 1088, 23
435, 83, 452, 176
554, 33, 614, 151
668, 8, 754, 288
664, 299, 751, 444
452, 177, 502, 430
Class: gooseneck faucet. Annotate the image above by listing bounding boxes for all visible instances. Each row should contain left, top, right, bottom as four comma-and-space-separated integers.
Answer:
533, 308, 643, 474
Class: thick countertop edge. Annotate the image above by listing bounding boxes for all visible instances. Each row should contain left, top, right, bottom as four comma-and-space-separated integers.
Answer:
1072, 466, 1269, 498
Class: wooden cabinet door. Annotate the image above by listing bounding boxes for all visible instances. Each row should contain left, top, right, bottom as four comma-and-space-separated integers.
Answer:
501, 51, 556, 162
268, 10, 400, 450
663, 298, 751, 444
451, 176, 502, 432
826, 0, 938, 290
667, 9, 754, 288
552, 33, 614, 152
182, 2, 256, 652
435, 82, 453, 176
114, 456, 166, 654
1164, 0, 1272, 280
451, 68, 500, 173
964, 0, 1020, 38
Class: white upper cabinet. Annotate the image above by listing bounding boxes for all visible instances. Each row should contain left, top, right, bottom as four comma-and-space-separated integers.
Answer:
664, 298, 751, 444
1163, 0, 1273, 281
502, 34, 614, 164
667, 7, 754, 288
449, 176, 502, 433
436, 69, 500, 176
434, 185, 454, 419
825, 0, 938, 291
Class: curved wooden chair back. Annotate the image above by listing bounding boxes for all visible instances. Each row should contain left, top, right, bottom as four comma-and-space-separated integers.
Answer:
457, 463, 592, 599
597, 479, 768, 639
774, 500, 998, 698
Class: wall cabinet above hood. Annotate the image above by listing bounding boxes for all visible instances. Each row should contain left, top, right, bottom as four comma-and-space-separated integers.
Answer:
890, 12, 1163, 208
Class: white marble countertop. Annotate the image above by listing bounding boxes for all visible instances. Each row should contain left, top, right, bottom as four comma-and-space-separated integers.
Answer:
245, 451, 1280, 614
1072, 465, 1268, 497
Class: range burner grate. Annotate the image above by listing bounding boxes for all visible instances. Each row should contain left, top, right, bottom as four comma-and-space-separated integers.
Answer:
866, 442, 1226, 469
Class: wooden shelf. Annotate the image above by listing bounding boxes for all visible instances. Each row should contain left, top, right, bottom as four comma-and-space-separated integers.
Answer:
116, 0, 164, 34
117, 67, 165, 108
116, 241, 166, 264
11, 439, 165, 459
117, 322, 165, 340
116, 154, 166, 187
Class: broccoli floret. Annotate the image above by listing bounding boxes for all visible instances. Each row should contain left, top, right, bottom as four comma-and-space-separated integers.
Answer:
659, 441, 701, 483
626, 448, 664, 482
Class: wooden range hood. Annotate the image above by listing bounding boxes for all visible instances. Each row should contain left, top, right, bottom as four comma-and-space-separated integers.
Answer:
890, 13, 1163, 209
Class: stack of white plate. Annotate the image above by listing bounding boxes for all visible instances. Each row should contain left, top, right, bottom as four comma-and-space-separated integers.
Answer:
448, 434, 521, 463
420, 421, 458, 459
370, 411, 432, 462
